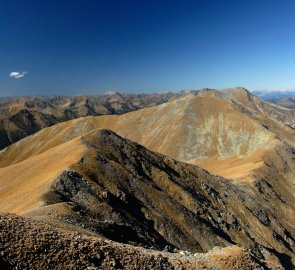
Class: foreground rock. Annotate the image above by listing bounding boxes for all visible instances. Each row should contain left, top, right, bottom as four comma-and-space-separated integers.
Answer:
0, 213, 270, 269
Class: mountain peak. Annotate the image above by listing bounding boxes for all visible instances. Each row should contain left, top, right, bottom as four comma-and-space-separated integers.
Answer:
106, 91, 125, 102
196, 87, 254, 104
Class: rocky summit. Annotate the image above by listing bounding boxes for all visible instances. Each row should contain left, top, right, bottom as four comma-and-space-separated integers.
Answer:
0, 88, 294, 269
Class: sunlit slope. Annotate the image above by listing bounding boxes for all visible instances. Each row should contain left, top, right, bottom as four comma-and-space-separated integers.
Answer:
197, 88, 295, 142
0, 92, 184, 150
0, 92, 283, 182
0, 137, 86, 214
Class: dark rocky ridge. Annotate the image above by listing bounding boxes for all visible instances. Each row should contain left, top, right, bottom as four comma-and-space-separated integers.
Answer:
25, 130, 295, 268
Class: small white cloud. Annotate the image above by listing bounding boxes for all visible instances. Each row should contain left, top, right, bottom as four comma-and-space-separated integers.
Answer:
9, 71, 27, 79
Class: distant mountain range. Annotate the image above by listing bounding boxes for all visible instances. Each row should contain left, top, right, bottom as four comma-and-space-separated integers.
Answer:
276, 97, 295, 109
251, 90, 295, 102
0, 91, 185, 149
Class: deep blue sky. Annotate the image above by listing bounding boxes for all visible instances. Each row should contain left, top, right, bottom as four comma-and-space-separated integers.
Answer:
1, 0, 295, 96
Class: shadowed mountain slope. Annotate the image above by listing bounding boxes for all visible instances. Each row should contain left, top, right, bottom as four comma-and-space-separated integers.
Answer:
0, 129, 294, 268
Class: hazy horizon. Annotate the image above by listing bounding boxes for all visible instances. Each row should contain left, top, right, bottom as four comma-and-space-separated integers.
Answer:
1, 87, 295, 99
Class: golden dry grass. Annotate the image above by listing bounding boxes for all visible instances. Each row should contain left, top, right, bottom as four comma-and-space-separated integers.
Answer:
196, 148, 270, 184
0, 137, 85, 214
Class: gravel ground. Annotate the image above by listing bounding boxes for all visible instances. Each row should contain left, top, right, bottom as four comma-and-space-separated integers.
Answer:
0, 213, 263, 270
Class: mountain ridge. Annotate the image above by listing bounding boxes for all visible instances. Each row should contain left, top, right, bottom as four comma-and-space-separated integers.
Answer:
276, 97, 295, 109
0, 88, 295, 268
0, 92, 185, 149
1, 88, 293, 184
0, 129, 294, 268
